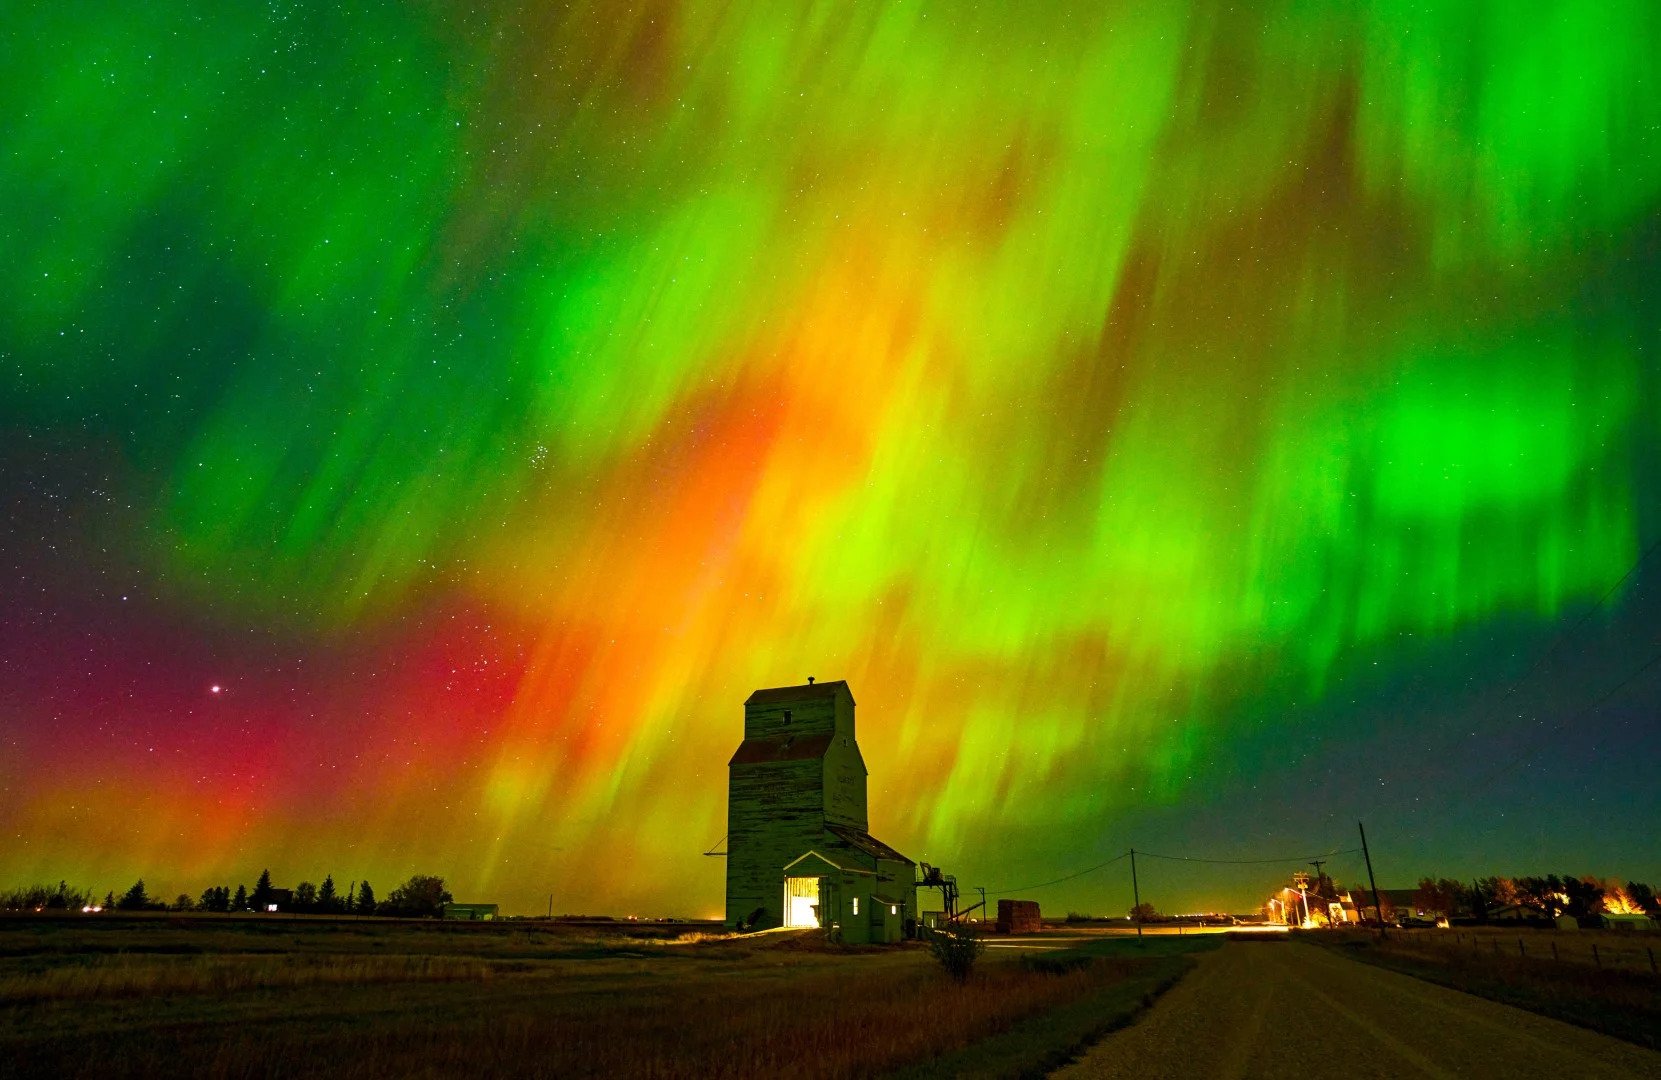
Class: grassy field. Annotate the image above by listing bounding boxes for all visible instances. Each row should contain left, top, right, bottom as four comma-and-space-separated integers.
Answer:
1386, 924, 1659, 972
1320, 926, 1661, 1050
0, 915, 1208, 1079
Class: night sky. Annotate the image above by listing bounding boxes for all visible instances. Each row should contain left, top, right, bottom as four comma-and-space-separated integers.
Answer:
3, 2, 1658, 917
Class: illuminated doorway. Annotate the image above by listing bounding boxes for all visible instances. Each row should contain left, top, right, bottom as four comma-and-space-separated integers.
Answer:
784, 877, 821, 928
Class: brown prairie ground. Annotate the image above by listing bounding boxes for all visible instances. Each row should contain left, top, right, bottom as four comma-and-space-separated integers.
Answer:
1319, 926, 1661, 1050
0, 916, 1201, 1080
1376, 923, 1659, 971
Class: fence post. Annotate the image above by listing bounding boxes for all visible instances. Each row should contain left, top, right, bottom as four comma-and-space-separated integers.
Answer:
1648, 947, 1656, 975
1518, 938, 1525, 957
1551, 942, 1557, 962
1592, 944, 1601, 968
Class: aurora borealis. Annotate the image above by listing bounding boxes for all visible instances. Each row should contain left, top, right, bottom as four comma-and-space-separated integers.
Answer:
3, 1, 1658, 915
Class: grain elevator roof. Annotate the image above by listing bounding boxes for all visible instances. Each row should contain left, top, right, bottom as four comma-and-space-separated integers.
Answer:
745, 680, 854, 706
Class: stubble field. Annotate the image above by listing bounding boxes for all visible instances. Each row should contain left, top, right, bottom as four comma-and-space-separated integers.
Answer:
0, 915, 1206, 1079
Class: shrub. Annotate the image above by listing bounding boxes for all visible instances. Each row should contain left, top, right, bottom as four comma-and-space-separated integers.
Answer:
928, 924, 983, 983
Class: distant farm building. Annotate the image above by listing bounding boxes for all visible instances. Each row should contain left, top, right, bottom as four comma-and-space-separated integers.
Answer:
441, 903, 499, 921
726, 680, 916, 944
1488, 903, 1545, 922
1601, 913, 1655, 931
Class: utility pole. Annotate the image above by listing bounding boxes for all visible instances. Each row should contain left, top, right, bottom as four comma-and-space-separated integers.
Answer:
977, 887, 987, 925
547, 893, 553, 920
1130, 848, 1142, 940
1359, 820, 1385, 940
1310, 858, 1327, 890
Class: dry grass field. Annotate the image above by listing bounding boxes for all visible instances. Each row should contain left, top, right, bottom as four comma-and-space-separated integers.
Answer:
0, 915, 1205, 1079
1391, 923, 1659, 971
1322, 925, 1661, 1050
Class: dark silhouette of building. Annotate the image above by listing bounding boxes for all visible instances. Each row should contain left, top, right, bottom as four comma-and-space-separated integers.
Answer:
725, 679, 915, 943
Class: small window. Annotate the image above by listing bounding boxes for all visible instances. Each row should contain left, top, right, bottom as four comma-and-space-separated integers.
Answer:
891, 905, 898, 915
783, 710, 792, 725
852, 896, 860, 915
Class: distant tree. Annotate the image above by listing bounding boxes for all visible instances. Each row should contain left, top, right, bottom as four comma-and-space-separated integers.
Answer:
1514, 876, 1566, 918
1, 885, 43, 910
232, 884, 248, 911
1563, 875, 1604, 919
1412, 878, 1441, 915
1627, 881, 1658, 915
172, 894, 195, 912
251, 870, 275, 911
317, 875, 338, 913
1129, 902, 1158, 923
356, 880, 376, 915
1412, 878, 1468, 917
293, 881, 318, 911
117, 880, 150, 911
103, 891, 116, 911
0, 883, 88, 910
382, 875, 452, 918
1477, 876, 1518, 907
200, 886, 232, 913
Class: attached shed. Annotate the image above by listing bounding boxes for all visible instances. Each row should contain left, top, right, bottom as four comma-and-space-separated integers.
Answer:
726, 680, 917, 944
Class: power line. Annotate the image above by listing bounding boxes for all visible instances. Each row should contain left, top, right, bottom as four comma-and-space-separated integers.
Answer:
986, 851, 1129, 897
985, 842, 1361, 897
1490, 534, 1661, 705
1135, 847, 1360, 866
1459, 638, 1661, 798
1399, 535, 1661, 817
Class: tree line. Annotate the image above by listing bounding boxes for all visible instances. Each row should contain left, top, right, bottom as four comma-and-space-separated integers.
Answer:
1407, 875, 1657, 920
3, 871, 456, 918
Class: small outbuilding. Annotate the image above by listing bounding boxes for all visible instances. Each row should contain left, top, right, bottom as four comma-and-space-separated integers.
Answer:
1601, 913, 1655, 931
441, 903, 499, 921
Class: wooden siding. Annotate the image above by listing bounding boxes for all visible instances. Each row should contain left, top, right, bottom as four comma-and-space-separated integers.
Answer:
742, 682, 849, 741
726, 681, 910, 934
822, 731, 867, 829
726, 758, 825, 927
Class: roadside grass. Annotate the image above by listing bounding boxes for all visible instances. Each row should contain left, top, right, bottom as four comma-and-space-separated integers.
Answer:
0, 918, 1214, 1079
1321, 931, 1661, 1050
895, 934, 1224, 1079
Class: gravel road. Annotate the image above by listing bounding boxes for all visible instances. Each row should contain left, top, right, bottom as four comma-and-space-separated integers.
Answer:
1053, 938, 1661, 1079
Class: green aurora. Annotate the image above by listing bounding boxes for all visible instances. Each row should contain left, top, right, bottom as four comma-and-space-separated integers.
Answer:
2, 0, 1658, 914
